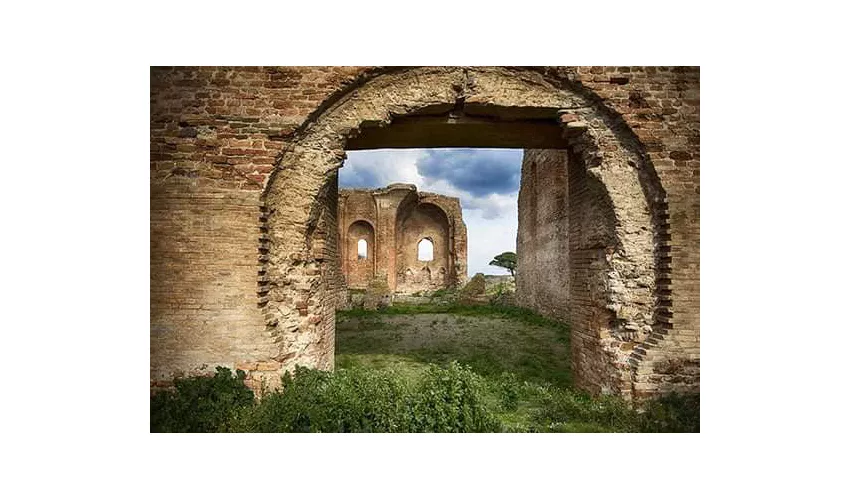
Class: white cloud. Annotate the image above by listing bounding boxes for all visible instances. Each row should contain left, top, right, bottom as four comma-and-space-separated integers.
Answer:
464, 200, 517, 276
463, 193, 518, 221
341, 149, 425, 187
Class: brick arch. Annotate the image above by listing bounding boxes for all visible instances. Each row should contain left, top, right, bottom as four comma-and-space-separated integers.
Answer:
260, 66, 669, 398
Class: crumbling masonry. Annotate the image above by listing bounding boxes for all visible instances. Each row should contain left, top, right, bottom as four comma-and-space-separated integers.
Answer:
151, 66, 700, 399
338, 184, 467, 294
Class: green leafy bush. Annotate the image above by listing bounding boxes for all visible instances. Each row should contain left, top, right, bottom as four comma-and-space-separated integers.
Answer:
150, 367, 255, 432
408, 362, 500, 432
430, 288, 454, 299
150, 363, 698, 433
533, 386, 639, 431
638, 392, 700, 433
229, 362, 499, 433
231, 366, 412, 432
532, 386, 699, 433
495, 372, 521, 411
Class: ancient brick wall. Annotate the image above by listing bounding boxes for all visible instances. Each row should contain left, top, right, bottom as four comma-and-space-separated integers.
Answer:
338, 184, 467, 294
151, 66, 698, 399
151, 67, 369, 388
396, 203, 451, 293
518, 138, 695, 397
150, 178, 276, 388
516, 149, 571, 323
571, 67, 700, 397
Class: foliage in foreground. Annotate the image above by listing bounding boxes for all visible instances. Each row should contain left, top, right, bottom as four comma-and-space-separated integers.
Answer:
151, 365, 698, 433
150, 366, 254, 432
152, 363, 500, 433
230, 363, 498, 433
511, 379, 700, 433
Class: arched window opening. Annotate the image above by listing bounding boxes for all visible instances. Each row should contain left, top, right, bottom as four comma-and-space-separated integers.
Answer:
417, 238, 433, 262
357, 239, 368, 259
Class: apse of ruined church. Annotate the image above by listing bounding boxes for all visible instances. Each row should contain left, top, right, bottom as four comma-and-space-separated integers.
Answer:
337, 183, 467, 294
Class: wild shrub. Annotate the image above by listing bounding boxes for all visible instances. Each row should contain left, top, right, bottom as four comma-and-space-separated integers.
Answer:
495, 372, 521, 411
532, 386, 700, 433
533, 387, 639, 431
638, 392, 700, 433
150, 367, 255, 432
407, 362, 500, 432
430, 288, 454, 299
228, 362, 499, 433
231, 366, 411, 432
150, 365, 697, 433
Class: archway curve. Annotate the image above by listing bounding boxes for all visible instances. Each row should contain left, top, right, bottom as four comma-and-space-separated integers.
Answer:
395, 201, 451, 293
345, 219, 376, 289
347, 218, 376, 231
393, 196, 458, 292
260, 66, 669, 397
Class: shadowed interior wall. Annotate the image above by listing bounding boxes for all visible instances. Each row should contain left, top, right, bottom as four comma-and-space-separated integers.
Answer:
516, 150, 571, 322
518, 147, 695, 396
396, 203, 451, 293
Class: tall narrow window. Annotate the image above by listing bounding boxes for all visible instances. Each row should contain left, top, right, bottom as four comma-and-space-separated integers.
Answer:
357, 239, 368, 259
417, 238, 433, 261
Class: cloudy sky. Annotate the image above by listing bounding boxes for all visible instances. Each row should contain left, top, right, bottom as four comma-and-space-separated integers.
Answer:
340, 148, 522, 276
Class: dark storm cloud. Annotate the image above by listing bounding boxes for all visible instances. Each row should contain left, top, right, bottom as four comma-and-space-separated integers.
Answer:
416, 149, 522, 197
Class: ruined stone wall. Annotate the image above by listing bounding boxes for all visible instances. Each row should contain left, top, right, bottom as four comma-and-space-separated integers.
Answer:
150, 179, 277, 389
572, 67, 699, 397
564, 148, 628, 394
312, 171, 348, 324
150, 66, 698, 399
516, 150, 571, 323
518, 146, 689, 397
338, 190, 378, 291
396, 203, 451, 293
338, 184, 467, 295
519, 148, 631, 392
151, 67, 369, 387
420, 193, 468, 288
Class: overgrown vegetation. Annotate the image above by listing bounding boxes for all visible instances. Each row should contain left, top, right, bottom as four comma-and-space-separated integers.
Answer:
151, 304, 698, 433
152, 363, 499, 433
150, 365, 697, 433
150, 367, 255, 432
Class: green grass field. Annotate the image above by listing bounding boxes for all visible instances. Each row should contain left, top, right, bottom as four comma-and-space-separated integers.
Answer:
335, 304, 697, 433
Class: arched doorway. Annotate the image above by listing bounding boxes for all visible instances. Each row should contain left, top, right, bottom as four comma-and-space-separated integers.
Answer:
259, 67, 669, 398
